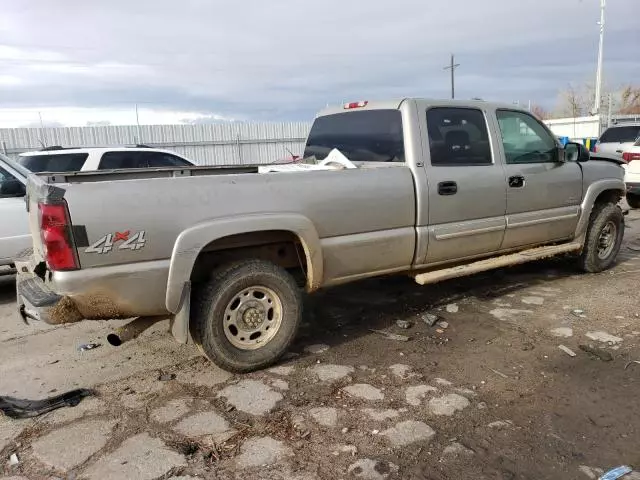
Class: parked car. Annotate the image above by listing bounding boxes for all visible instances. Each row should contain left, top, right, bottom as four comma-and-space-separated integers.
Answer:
594, 123, 640, 157
15, 99, 626, 373
621, 139, 640, 208
17, 145, 195, 172
0, 154, 30, 268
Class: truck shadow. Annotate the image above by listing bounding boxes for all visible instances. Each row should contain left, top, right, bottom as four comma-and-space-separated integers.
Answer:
295, 256, 579, 353
0, 275, 16, 306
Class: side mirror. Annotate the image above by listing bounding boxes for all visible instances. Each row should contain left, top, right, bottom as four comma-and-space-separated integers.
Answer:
564, 142, 590, 163
0, 179, 26, 197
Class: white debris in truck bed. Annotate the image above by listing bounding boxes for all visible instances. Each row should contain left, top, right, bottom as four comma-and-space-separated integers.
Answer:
259, 149, 357, 173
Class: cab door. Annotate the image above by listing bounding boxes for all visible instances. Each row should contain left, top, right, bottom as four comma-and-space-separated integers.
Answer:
419, 105, 507, 265
493, 110, 582, 249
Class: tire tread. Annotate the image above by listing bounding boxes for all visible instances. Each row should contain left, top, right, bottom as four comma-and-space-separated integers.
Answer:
191, 259, 302, 373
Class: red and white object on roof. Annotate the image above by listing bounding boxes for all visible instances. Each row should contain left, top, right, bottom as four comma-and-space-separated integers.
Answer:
343, 101, 369, 109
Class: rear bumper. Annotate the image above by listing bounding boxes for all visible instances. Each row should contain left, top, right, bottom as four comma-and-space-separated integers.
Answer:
17, 275, 68, 324
17, 259, 171, 325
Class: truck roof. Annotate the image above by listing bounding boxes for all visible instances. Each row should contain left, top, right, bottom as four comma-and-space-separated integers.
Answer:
316, 98, 531, 117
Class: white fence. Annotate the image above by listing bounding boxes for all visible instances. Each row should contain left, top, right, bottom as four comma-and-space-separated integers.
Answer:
0, 122, 313, 166
4, 114, 631, 165
544, 116, 601, 139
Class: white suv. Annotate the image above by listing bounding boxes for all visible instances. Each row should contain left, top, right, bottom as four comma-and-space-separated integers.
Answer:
17, 146, 195, 173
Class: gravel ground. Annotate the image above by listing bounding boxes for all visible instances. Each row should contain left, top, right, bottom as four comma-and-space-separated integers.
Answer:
1, 209, 639, 480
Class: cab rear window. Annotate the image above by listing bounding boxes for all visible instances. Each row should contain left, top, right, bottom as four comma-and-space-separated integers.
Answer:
18, 153, 88, 173
304, 110, 405, 162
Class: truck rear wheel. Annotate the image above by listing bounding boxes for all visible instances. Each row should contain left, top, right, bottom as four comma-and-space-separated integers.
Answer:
627, 193, 640, 209
192, 259, 302, 373
578, 202, 624, 273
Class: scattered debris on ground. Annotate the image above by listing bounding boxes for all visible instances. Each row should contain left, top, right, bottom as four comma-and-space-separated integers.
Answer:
369, 329, 411, 342
78, 343, 101, 352
0, 388, 93, 419
558, 345, 577, 357
579, 344, 614, 362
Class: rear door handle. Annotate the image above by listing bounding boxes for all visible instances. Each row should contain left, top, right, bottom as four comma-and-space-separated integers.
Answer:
438, 181, 458, 195
508, 175, 525, 188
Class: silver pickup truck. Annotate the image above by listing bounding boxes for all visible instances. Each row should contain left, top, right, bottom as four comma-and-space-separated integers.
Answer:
16, 99, 626, 372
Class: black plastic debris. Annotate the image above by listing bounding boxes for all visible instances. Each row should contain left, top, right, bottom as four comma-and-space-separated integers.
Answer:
0, 389, 94, 419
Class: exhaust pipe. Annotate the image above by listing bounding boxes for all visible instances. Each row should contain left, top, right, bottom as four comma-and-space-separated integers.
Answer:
107, 316, 164, 346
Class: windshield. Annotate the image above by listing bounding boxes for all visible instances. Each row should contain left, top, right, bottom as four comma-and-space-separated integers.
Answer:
304, 110, 405, 162
17, 153, 88, 173
599, 126, 640, 143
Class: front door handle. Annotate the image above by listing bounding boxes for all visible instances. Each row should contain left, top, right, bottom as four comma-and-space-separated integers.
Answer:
508, 175, 525, 188
438, 181, 458, 195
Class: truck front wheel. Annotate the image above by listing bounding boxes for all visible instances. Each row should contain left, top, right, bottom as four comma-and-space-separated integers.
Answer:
192, 259, 302, 373
578, 202, 624, 273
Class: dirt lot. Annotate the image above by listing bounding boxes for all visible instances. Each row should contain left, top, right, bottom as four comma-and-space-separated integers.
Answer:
2, 209, 640, 480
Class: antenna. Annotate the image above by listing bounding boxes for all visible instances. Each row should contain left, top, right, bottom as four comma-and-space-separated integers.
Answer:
135, 103, 142, 143
38, 111, 46, 148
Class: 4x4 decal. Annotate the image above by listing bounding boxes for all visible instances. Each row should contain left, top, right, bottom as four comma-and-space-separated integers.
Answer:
85, 230, 146, 254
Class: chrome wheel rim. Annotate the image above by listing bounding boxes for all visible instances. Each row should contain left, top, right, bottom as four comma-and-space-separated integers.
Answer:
597, 221, 617, 260
223, 286, 283, 350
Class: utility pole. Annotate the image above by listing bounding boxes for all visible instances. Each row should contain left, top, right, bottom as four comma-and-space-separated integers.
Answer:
443, 54, 460, 99
593, 0, 606, 115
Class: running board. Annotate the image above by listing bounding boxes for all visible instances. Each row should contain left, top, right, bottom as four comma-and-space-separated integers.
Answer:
413, 242, 582, 286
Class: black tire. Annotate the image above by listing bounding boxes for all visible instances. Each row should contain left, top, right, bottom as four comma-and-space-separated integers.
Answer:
578, 202, 624, 273
627, 193, 640, 209
191, 259, 302, 373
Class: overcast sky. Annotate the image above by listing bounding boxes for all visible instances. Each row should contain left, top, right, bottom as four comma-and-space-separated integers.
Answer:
0, 0, 638, 127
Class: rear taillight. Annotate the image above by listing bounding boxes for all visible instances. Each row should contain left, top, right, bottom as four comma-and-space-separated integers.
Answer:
593, 144, 598, 153
622, 152, 640, 162
38, 202, 78, 271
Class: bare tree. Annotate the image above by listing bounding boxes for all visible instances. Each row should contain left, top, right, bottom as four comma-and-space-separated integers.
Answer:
530, 104, 550, 120
554, 84, 590, 118
619, 85, 640, 114
551, 82, 640, 118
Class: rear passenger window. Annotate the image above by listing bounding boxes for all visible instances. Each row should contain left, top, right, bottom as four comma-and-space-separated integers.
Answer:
99, 152, 147, 169
145, 153, 192, 167
99, 152, 192, 169
17, 153, 88, 173
426, 108, 492, 166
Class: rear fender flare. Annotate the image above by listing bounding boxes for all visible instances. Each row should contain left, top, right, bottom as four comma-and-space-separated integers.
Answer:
165, 213, 322, 313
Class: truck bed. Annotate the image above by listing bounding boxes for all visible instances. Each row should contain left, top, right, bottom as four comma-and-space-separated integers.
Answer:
25, 162, 417, 320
